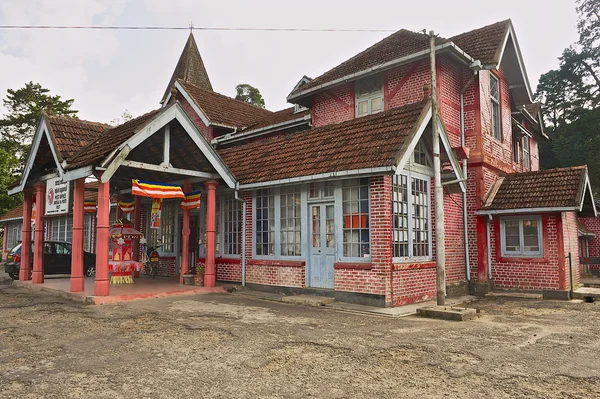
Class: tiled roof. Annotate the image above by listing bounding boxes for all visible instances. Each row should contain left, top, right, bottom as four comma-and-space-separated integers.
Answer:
290, 30, 442, 96
482, 166, 589, 211
218, 100, 429, 184
67, 109, 161, 170
178, 80, 272, 129
46, 115, 107, 160
290, 20, 512, 98
449, 20, 510, 66
238, 107, 311, 134
161, 33, 213, 104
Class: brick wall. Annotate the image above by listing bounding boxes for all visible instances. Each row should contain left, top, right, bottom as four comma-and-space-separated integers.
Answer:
197, 257, 242, 282
562, 212, 581, 288
444, 190, 466, 283
386, 60, 430, 110
392, 263, 436, 306
246, 260, 305, 287
580, 216, 600, 257
312, 84, 354, 127
490, 214, 562, 290
179, 96, 213, 141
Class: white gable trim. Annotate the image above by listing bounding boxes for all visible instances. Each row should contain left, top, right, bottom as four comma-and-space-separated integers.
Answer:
438, 118, 466, 193
98, 102, 237, 189
8, 116, 64, 195
579, 173, 597, 216
495, 24, 534, 104
396, 107, 432, 173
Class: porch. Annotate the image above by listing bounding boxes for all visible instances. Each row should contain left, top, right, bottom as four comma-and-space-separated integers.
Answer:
13, 275, 226, 305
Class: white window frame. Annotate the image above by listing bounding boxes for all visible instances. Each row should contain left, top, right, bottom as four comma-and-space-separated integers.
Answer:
490, 74, 502, 141
500, 216, 543, 257
523, 136, 531, 170
146, 200, 176, 255
252, 186, 305, 260
392, 171, 433, 262
340, 178, 371, 260
355, 75, 384, 118
6, 222, 22, 250
218, 192, 242, 258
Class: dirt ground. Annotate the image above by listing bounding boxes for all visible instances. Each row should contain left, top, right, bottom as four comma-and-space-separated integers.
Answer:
0, 279, 599, 399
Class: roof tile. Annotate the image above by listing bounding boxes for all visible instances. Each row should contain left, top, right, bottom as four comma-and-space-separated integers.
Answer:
46, 115, 107, 160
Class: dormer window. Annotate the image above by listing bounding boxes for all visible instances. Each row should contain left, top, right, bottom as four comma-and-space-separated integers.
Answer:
355, 76, 384, 117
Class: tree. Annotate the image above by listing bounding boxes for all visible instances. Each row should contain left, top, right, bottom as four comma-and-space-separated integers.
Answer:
235, 84, 266, 109
0, 82, 78, 157
0, 147, 22, 217
110, 109, 133, 126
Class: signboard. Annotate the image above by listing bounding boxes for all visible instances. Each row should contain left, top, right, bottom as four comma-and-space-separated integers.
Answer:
45, 177, 70, 216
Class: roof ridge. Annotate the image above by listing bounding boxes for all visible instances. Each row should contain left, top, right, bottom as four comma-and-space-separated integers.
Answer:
502, 165, 587, 178
448, 19, 511, 40
47, 114, 110, 128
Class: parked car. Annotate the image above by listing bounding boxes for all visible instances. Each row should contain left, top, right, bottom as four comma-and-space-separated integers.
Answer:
4, 241, 96, 280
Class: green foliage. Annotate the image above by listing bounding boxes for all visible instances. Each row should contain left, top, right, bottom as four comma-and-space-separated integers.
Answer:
110, 109, 133, 126
536, 0, 600, 192
0, 147, 23, 216
235, 84, 266, 109
0, 81, 78, 162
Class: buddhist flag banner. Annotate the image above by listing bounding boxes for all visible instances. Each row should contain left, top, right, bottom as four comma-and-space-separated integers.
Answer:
150, 198, 162, 229
132, 179, 185, 199
118, 201, 135, 214
180, 191, 201, 210
84, 201, 97, 213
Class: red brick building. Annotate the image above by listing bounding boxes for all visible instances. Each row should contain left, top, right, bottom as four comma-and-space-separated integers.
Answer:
2, 20, 596, 304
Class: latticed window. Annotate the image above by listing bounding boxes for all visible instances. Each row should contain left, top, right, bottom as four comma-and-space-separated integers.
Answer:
6, 222, 22, 250
490, 75, 501, 140
342, 178, 370, 258
222, 194, 242, 255
147, 201, 175, 253
523, 136, 531, 170
255, 189, 275, 256
412, 138, 432, 167
49, 216, 73, 242
280, 186, 302, 256
392, 174, 431, 259
501, 217, 542, 257
356, 75, 384, 117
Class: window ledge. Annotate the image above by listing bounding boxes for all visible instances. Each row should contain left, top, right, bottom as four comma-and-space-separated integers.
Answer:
334, 262, 373, 270
247, 259, 305, 268
498, 255, 547, 263
393, 261, 436, 271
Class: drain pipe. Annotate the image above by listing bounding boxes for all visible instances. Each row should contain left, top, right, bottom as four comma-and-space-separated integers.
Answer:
234, 184, 247, 287
460, 72, 478, 282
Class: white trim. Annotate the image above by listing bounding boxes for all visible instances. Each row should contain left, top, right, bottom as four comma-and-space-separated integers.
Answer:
162, 124, 170, 167
239, 166, 394, 190
396, 107, 432, 173
121, 160, 220, 180
211, 115, 311, 145
580, 174, 597, 217
287, 43, 474, 102
174, 81, 211, 127
496, 25, 534, 104
438, 119, 467, 192
499, 216, 543, 257
478, 206, 578, 215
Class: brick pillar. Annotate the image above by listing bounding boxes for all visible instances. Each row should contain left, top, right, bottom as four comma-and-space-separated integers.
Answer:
20, 189, 34, 280
94, 180, 110, 296
204, 180, 217, 287
180, 181, 191, 284
32, 182, 45, 284
70, 178, 85, 292
369, 176, 393, 305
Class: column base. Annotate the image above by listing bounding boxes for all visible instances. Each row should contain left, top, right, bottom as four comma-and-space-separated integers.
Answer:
94, 278, 110, 296
19, 268, 31, 281
70, 276, 84, 293
32, 271, 44, 284
204, 274, 216, 287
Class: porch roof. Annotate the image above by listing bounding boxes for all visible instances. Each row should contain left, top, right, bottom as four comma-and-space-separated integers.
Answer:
480, 166, 597, 217
217, 100, 432, 185
46, 115, 108, 160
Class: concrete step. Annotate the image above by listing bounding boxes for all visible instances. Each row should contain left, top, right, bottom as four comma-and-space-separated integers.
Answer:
416, 305, 478, 321
486, 291, 543, 300
573, 287, 600, 300
280, 295, 336, 307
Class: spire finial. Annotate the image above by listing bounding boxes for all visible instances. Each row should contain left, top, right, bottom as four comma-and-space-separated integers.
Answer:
189, 21, 194, 34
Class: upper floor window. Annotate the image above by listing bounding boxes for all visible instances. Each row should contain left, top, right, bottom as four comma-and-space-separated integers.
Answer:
523, 136, 531, 170
355, 76, 383, 117
490, 75, 501, 141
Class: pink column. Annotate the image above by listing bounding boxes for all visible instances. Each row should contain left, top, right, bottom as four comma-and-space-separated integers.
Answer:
204, 180, 217, 287
70, 178, 85, 292
20, 189, 33, 280
94, 180, 110, 296
133, 196, 141, 262
180, 181, 191, 284
32, 182, 45, 284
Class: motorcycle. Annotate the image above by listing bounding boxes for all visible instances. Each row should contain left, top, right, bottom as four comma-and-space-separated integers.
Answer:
142, 244, 162, 278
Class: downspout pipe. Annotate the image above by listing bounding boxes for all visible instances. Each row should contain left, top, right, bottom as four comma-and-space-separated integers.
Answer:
234, 184, 247, 287
460, 72, 477, 282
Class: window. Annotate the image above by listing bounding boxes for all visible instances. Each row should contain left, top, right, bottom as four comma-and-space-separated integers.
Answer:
512, 134, 521, 164
280, 186, 302, 256
222, 194, 242, 255
342, 178, 370, 258
412, 138, 432, 167
490, 75, 501, 141
355, 76, 384, 117
309, 181, 334, 200
83, 214, 92, 252
6, 222, 22, 250
48, 216, 73, 242
500, 217, 543, 257
255, 189, 275, 256
392, 174, 431, 259
147, 201, 175, 253
523, 136, 530, 170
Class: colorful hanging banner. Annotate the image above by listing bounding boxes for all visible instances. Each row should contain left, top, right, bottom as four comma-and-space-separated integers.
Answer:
84, 200, 97, 213
150, 198, 162, 229
132, 179, 185, 199
118, 200, 135, 214
180, 191, 201, 210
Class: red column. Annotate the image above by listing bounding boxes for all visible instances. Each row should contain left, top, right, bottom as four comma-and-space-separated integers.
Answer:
70, 178, 85, 292
32, 182, 45, 284
204, 180, 217, 287
20, 189, 33, 280
180, 181, 191, 284
133, 196, 141, 262
94, 180, 110, 296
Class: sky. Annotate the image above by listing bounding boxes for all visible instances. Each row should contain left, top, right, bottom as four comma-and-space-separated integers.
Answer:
0, 0, 581, 124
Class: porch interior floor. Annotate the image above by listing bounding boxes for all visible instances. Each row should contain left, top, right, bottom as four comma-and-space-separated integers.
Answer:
13, 276, 226, 305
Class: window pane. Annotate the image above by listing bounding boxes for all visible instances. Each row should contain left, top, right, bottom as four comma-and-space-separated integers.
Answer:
280, 186, 302, 256
371, 97, 383, 113
342, 178, 370, 257
411, 177, 430, 257
223, 194, 242, 255
357, 100, 369, 116
504, 220, 521, 252
523, 219, 539, 252
255, 189, 274, 256
311, 206, 321, 248
392, 175, 409, 258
